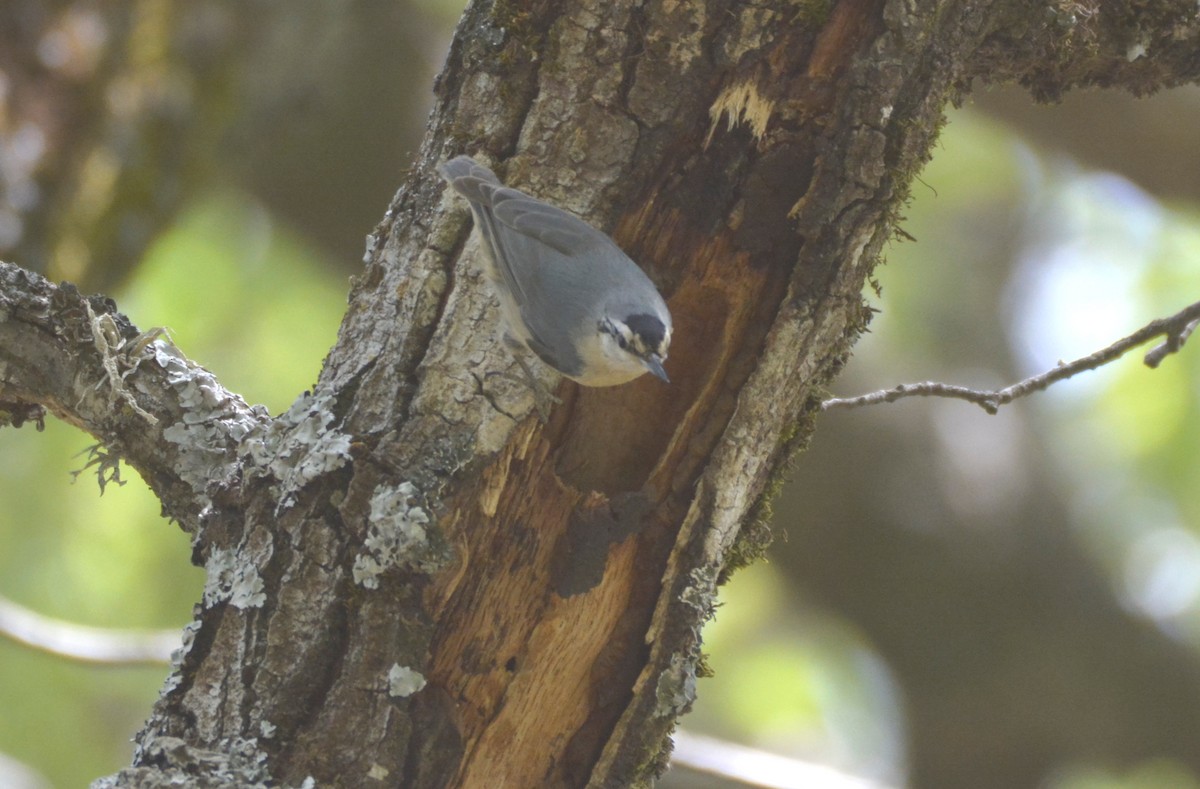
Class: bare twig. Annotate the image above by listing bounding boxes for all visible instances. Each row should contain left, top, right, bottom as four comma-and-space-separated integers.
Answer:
823, 300, 1200, 414
671, 729, 892, 789
1145, 314, 1199, 368
0, 594, 179, 665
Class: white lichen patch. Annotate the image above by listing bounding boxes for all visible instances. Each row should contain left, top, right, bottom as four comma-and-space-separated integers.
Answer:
101, 735, 277, 789
362, 231, 379, 264
203, 546, 268, 609
706, 81, 775, 147
353, 482, 437, 588
240, 388, 352, 510
153, 339, 270, 501
654, 652, 697, 718
161, 619, 203, 697
386, 663, 427, 698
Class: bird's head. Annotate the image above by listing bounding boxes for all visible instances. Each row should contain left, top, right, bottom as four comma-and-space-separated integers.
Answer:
590, 312, 671, 385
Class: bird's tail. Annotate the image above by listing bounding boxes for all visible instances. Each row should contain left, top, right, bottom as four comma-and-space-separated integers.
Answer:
438, 155, 502, 205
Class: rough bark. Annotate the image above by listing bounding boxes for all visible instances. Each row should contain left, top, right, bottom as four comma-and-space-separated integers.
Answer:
3, 0, 1199, 787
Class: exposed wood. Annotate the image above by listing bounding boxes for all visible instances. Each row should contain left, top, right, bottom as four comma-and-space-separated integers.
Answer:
4, 0, 1200, 787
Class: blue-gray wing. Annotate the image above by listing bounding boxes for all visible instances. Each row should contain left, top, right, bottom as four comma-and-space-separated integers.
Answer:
439, 156, 611, 375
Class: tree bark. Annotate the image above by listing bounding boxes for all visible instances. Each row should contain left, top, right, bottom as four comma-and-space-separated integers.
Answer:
3, 1, 1199, 787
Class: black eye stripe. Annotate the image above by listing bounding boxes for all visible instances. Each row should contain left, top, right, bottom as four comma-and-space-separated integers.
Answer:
600, 317, 665, 357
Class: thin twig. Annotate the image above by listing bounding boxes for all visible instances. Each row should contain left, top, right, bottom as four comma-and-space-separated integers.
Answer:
0, 594, 179, 665
1145, 315, 1199, 368
671, 729, 892, 789
823, 299, 1200, 414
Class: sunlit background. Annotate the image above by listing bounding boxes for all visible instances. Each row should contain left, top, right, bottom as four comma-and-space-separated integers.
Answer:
2, 4, 1200, 788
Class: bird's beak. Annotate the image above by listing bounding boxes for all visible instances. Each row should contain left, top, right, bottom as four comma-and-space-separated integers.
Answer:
644, 354, 670, 383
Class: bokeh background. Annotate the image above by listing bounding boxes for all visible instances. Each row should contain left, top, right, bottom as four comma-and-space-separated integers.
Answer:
2, 3, 1200, 788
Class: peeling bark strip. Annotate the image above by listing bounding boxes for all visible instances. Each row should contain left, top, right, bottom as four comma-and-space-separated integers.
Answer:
4, 0, 1200, 787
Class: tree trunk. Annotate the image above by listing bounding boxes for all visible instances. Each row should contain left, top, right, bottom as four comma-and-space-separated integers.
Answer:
3, 0, 1198, 787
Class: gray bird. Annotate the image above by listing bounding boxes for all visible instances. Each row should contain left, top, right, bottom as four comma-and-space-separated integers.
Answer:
438, 155, 672, 389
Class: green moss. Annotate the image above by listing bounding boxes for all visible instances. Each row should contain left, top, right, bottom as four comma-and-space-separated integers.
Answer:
695, 652, 715, 679
644, 726, 675, 782
491, 0, 543, 67
444, 124, 478, 156
720, 404, 819, 585
491, 0, 533, 36
791, 0, 832, 28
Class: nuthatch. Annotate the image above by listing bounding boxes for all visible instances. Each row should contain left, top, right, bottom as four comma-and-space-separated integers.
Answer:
439, 156, 672, 391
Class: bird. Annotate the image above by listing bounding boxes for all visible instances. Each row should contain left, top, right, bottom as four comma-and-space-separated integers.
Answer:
438, 155, 672, 393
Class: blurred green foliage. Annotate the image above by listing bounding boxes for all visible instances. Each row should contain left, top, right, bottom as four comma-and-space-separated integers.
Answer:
121, 191, 347, 411
4, 104, 1200, 788
1051, 759, 1200, 789
696, 561, 902, 779
0, 189, 345, 787
693, 106, 1200, 787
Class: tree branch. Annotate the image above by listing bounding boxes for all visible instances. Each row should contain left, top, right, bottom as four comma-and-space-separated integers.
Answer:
670, 730, 893, 789
0, 262, 268, 528
6, 0, 1200, 785
822, 300, 1200, 414
0, 594, 179, 665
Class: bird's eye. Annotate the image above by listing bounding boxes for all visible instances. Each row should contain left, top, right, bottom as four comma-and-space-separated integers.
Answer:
616, 335, 629, 350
